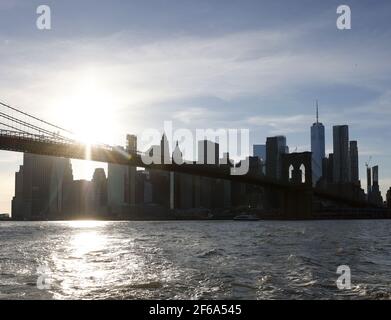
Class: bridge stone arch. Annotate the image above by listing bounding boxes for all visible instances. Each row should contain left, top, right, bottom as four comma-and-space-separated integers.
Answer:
282, 152, 312, 186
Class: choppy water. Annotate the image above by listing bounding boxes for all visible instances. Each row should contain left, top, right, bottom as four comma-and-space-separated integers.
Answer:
0, 220, 391, 300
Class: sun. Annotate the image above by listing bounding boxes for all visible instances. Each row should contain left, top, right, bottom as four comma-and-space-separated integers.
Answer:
70, 79, 114, 145
55, 70, 117, 146
48, 68, 120, 180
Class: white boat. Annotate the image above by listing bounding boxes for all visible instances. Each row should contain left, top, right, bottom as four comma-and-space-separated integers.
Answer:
233, 214, 259, 221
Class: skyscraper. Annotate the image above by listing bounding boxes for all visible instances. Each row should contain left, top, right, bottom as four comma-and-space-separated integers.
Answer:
146, 134, 171, 208
367, 166, 372, 196
170, 142, 194, 210
266, 136, 287, 180
196, 140, 220, 209
49, 157, 73, 218
198, 140, 219, 165
349, 141, 359, 185
126, 134, 137, 153
170, 142, 182, 209
160, 134, 170, 165
126, 134, 137, 205
11, 154, 73, 220
70, 179, 94, 218
310, 101, 325, 186
369, 165, 383, 206
92, 168, 108, 215
372, 165, 379, 186
253, 144, 266, 175
107, 153, 128, 215
253, 144, 266, 161
11, 166, 24, 220
333, 125, 350, 183
320, 153, 334, 185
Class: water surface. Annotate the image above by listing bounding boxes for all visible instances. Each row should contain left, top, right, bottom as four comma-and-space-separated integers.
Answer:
0, 220, 390, 299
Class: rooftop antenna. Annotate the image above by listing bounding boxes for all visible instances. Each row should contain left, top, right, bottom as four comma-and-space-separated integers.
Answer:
316, 99, 319, 124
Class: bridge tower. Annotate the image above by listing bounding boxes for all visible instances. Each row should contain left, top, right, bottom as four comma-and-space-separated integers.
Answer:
280, 152, 313, 219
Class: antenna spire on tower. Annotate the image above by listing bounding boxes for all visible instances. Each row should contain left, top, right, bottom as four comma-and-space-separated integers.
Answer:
316, 99, 319, 124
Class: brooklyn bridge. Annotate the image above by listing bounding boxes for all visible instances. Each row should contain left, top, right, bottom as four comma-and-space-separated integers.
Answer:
0, 101, 388, 219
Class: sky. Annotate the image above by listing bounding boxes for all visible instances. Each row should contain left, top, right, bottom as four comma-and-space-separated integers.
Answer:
1, 0, 391, 213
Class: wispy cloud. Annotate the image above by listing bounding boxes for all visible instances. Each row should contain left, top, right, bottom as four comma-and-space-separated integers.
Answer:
247, 114, 313, 134
173, 107, 216, 124
2, 25, 391, 110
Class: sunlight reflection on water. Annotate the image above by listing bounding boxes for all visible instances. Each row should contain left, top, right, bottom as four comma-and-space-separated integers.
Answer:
1, 220, 391, 300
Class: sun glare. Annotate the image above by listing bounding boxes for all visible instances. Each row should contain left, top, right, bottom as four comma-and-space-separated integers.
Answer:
56, 70, 117, 146
50, 68, 120, 180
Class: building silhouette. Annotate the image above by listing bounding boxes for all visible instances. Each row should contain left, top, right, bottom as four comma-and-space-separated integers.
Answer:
10, 116, 389, 220
264, 136, 288, 209
70, 179, 94, 217
253, 144, 266, 175
146, 134, 171, 208
240, 156, 264, 208
198, 140, 219, 165
126, 134, 137, 206
320, 153, 334, 185
349, 141, 359, 185
317, 125, 366, 207
92, 168, 108, 215
170, 142, 194, 210
107, 150, 128, 216
366, 166, 372, 197
195, 140, 220, 209
266, 136, 288, 180
387, 188, 391, 209
368, 165, 383, 206
310, 102, 325, 186
160, 133, 170, 164
12, 153, 73, 220
253, 144, 266, 161
333, 125, 350, 183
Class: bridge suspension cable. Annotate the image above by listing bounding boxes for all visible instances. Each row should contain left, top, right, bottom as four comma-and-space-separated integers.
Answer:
0, 100, 115, 149
0, 111, 71, 139
0, 100, 75, 143
0, 101, 73, 134
0, 121, 31, 135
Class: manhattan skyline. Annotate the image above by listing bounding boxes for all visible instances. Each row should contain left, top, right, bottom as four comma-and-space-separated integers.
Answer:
1, 0, 391, 213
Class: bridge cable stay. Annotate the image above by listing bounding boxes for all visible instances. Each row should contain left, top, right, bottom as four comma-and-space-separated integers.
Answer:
0, 121, 31, 135
0, 101, 73, 135
0, 111, 72, 140
0, 101, 75, 143
0, 100, 140, 154
0, 113, 73, 144
0, 100, 122, 149
0, 112, 52, 134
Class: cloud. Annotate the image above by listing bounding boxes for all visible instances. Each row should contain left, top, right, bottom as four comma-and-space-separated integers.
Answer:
2, 25, 391, 111
2, 25, 390, 147
173, 107, 215, 124
351, 90, 391, 116
247, 114, 313, 134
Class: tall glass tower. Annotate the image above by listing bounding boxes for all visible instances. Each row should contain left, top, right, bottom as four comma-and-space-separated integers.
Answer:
333, 125, 350, 183
311, 101, 325, 186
